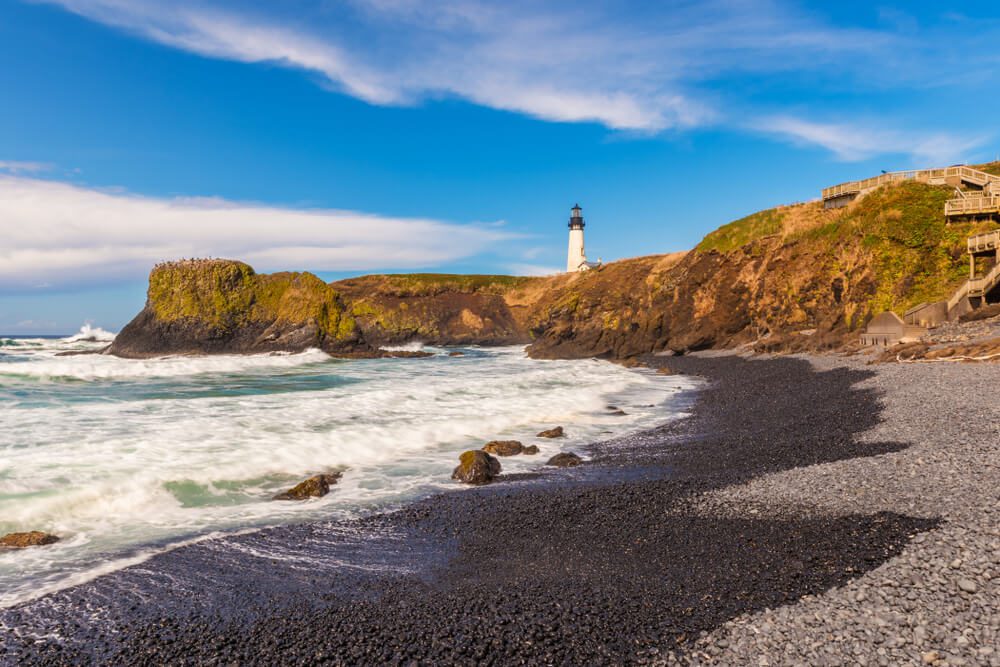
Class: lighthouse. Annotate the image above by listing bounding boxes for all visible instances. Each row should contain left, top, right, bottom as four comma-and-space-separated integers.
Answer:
567, 204, 600, 272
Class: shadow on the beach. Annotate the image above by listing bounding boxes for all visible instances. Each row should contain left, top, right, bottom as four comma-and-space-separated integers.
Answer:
6, 354, 938, 665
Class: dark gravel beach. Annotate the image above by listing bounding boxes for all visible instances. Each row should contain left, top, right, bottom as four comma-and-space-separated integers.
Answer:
2, 355, 943, 665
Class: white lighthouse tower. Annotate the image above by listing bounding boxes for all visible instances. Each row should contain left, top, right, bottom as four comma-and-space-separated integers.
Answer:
567, 204, 599, 272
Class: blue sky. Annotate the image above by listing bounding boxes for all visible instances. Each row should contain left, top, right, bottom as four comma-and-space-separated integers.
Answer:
2, 0, 1000, 334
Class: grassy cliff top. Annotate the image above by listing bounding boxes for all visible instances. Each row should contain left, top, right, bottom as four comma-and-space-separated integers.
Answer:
332, 273, 540, 297
146, 259, 357, 340
973, 161, 1000, 176
694, 181, 999, 315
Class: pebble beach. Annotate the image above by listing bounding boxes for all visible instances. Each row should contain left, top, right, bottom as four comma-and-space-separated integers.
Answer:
1, 352, 997, 665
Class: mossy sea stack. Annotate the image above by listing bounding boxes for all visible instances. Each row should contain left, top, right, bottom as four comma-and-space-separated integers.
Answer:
109, 260, 368, 358
452, 451, 501, 484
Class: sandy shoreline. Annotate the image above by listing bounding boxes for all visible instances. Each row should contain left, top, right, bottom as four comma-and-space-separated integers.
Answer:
2, 353, 996, 665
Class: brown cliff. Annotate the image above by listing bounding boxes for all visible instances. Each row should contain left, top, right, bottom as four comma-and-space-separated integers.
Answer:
110, 181, 991, 361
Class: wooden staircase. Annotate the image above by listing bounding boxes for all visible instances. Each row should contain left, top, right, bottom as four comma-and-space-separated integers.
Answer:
822, 167, 1000, 326
945, 230, 1000, 319
969, 262, 1000, 300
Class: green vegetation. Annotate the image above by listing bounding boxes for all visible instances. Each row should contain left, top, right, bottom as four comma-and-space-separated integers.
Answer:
692, 180, 997, 320
974, 161, 1000, 177
147, 260, 257, 327
362, 273, 537, 297
147, 259, 358, 341
789, 182, 987, 313
696, 208, 785, 253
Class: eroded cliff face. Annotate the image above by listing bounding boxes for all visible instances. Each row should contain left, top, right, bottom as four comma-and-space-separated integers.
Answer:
109, 260, 366, 358
331, 274, 542, 347
110, 181, 991, 360
527, 181, 987, 357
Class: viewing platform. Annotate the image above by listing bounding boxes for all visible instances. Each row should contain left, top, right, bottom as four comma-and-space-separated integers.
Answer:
946, 194, 1000, 218
821, 165, 1000, 218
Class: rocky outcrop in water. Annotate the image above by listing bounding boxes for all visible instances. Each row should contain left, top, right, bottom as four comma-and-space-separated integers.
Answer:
1, 532, 60, 548
272, 473, 343, 501
482, 440, 524, 456
536, 427, 564, 438
452, 451, 501, 484
109, 260, 367, 358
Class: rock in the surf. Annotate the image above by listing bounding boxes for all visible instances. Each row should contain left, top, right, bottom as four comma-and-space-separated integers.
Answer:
482, 440, 524, 456
522, 445, 540, 455
546, 452, 583, 467
273, 472, 343, 500
452, 450, 501, 484
0, 531, 60, 548
536, 426, 564, 438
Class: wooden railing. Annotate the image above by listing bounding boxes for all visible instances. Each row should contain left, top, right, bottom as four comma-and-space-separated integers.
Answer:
823, 165, 1000, 201
947, 281, 971, 313
968, 230, 1000, 253
969, 262, 1000, 297
946, 195, 1000, 217
822, 169, 943, 200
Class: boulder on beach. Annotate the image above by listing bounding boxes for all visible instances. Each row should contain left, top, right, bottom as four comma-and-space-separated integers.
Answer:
522, 445, 540, 455
448, 351, 465, 357
1, 531, 60, 548
536, 426, 565, 438
546, 452, 583, 467
273, 472, 343, 501
482, 440, 524, 456
452, 450, 501, 484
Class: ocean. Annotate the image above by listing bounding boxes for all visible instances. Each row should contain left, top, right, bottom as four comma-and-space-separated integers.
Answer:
0, 327, 696, 608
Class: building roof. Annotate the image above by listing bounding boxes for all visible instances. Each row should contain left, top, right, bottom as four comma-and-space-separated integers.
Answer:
865, 311, 906, 334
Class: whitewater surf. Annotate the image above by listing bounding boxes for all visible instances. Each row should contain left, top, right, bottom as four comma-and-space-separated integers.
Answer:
0, 328, 696, 608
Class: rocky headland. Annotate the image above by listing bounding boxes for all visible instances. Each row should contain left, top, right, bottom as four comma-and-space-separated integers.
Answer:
109, 166, 1000, 361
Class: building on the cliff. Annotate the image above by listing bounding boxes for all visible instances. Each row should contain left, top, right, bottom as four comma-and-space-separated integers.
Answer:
860, 311, 927, 347
566, 204, 602, 272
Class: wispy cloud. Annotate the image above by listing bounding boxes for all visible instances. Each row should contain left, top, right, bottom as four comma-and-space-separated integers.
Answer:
0, 173, 515, 291
34, 0, 899, 133
31, 1, 1000, 159
753, 116, 991, 164
0, 160, 52, 174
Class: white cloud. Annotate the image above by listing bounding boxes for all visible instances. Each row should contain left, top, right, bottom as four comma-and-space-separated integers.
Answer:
0, 174, 516, 291
30, 1, 998, 158
752, 116, 990, 164
34, 0, 897, 133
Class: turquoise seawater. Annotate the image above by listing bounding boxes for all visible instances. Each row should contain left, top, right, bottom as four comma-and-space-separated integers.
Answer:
0, 327, 695, 607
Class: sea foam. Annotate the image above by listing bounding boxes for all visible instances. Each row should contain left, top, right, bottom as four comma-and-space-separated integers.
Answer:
0, 343, 697, 608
